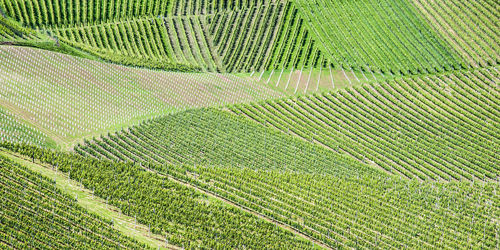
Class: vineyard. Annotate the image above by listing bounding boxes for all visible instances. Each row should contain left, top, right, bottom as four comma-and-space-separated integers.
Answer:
231, 67, 500, 181
0, 45, 281, 148
0, 0, 499, 249
0, 153, 147, 249
75, 108, 379, 177
2, 142, 315, 249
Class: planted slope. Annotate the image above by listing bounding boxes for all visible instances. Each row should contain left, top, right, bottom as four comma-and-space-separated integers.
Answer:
76, 108, 380, 177
0, 0, 172, 26
412, 0, 499, 67
161, 165, 499, 249
0, 46, 281, 146
52, 16, 211, 71
0, 154, 146, 249
0, 15, 37, 41
207, 1, 327, 72
2, 143, 316, 249
73, 113, 497, 248
1, 0, 310, 72
295, 0, 462, 75
0, 0, 272, 27
231, 67, 500, 181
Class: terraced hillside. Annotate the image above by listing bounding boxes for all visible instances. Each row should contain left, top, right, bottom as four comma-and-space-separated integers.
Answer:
0, 154, 147, 249
2, 143, 318, 249
75, 106, 499, 249
0, 0, 329, 72
0, 46, 280, 147
0, 0, 498, 249
1, 0, 497, 75
232, 67, 500, 181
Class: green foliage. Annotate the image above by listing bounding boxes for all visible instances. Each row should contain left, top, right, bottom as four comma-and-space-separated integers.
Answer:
77, 108, 380, 177
294, 0, 464, 74
179, 166, 499, 249
413, 0, 499, 67
71, 105, 499, 248
1, 142, 316, 249
0, 154, 147, 249
0, 15, 36, 40
208, 2, 327, 72
232, 67, 500, 181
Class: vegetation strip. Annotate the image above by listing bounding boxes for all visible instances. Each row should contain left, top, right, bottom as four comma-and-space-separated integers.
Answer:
0, 149, 175, 249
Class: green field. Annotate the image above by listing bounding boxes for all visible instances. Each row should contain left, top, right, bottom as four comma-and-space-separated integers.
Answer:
0, 153, 148, 249
0, 0, 498, 249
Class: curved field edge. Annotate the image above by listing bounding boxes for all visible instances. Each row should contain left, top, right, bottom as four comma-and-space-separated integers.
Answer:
75, 108, 382, 177
71, 109, 498, 248
0, 107, 55, 148
3, 0, 496, 76
0, 45, 282, 149
229, 66, 499, 181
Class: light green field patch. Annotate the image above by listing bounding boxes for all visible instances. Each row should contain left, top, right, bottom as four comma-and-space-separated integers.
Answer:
294, 0, 463, 74
237, 67, 391, 96
0, 107, 55, 147
0, 46, 282, 149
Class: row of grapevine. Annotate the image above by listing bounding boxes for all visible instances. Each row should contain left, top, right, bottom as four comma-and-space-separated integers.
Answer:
0, 0, 283, 27
1, 0, 331, 73
0, 46, 281, 145
208, 2, 326, 72
1, 142, 316, 249
232, 67, 500, 181
76, 108, 380, 177
294, 0, 464, 75
51, 16, 204, 71
169, 165, 498, 249
69, 110, 498, 248
0, 15, 38, 41
172, 0, 280, 16
412, 0, 499, 68
0, 0, 172, 27
0, 154, 147, 249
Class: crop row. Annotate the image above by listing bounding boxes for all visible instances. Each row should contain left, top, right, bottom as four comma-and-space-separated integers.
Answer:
208, 2, 326, 72
0, 0, 281, 28
2, 142, 316, 249
76, 108, 379, 178
0, 0, 172, 27
70, 107, 498, 248
0, 46, 280, 142
0, 1, 330, 73
171, 0, 277, 16
0, 108, 49, 147
412, 0, 499, 68
0, 154, 146, 249
294, 0, 464, 75
232, 67, 499, 181
51, 16, 209, 71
